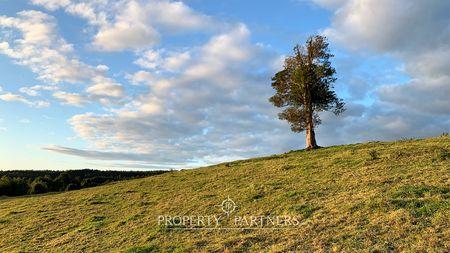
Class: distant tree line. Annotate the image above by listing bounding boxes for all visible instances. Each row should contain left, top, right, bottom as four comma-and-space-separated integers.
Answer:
0, 169, 168, 197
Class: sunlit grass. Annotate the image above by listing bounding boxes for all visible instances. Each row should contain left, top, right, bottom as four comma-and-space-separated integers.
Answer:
0, 136, 449, 252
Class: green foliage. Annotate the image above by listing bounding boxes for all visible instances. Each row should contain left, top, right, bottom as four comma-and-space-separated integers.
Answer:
437, 148, 449, 161
281, 164, 296, 171
91, 216, 106, 222
368, 150, 379, 160
65, 183, 80, 191
0, 176, 29, 196
269, 35, 344, 133
290, 204, 318, 219
391, 185, 448, 199
0, 176, 11, 195
389, 185, 449, 218
29, 179, 48, 194
389, 199, 447, 218
0, 169, 167, 197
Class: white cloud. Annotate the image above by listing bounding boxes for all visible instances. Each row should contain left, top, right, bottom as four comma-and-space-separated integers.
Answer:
135, 50, 160, 70
0, 92, 50, 108
35, 100, 51, 108
19, 85, 59, 97
22, 0, 447, 169
43, 24, 296, 166
322, 0, 450, 53
144, 0, 214, 32
286, 0, 450, 148
52, 91, 88, 106
76, 0, 162, 51
42, 145, 187, 168
126, 71, 154, 85
0, 11, 95, 83
0, 92, 30, 104
95, 64, 109, 72
202, 24, 252, 62
135, 49, 191, 72
32, 0, 215, 52
86, 76, 124, 98
19, 87, 38, 96
319, 0, 450, 116
0, 10, 126, 103
93, 22, 159, 51
30, 0, 70, 11
164, 51, 191, 71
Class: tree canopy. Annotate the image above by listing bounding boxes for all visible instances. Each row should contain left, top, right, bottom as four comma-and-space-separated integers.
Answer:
269, 35, 344, 149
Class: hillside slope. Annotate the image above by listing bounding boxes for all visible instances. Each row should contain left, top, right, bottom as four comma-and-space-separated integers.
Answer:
0, 137, 449, 252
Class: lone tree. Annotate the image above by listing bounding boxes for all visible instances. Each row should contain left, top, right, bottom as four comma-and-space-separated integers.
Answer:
269, 35, 344, 150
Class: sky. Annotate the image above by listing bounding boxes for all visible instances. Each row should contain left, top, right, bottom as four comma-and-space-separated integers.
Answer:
0, 0, 449, 170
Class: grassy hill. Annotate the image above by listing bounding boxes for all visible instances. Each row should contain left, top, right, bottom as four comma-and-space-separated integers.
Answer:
0, 136, 449, 252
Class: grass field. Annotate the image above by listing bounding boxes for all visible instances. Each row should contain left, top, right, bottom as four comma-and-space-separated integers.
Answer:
0, 136, 449, 252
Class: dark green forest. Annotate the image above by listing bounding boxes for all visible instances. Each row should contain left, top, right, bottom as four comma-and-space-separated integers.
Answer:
0, 169, 168, 197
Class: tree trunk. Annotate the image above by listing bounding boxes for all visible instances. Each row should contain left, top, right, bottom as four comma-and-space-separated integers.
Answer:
305, 121, 318, 150
305, 103, 318, 150
303, 62, 318, 150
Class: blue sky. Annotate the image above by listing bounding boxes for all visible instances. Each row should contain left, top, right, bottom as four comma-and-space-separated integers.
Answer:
0, 0, 449, 170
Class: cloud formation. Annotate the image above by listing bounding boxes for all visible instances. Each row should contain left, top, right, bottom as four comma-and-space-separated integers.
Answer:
56, 24, 299, 167
0, 10, 125, 101
52, 91, 89, 107
322, 0, 450, 116
2, 0, 448, 169
31, 0, 215, 51
19, 85, 58, 97
313, 0, 450, 141
0, 92, 50, 108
